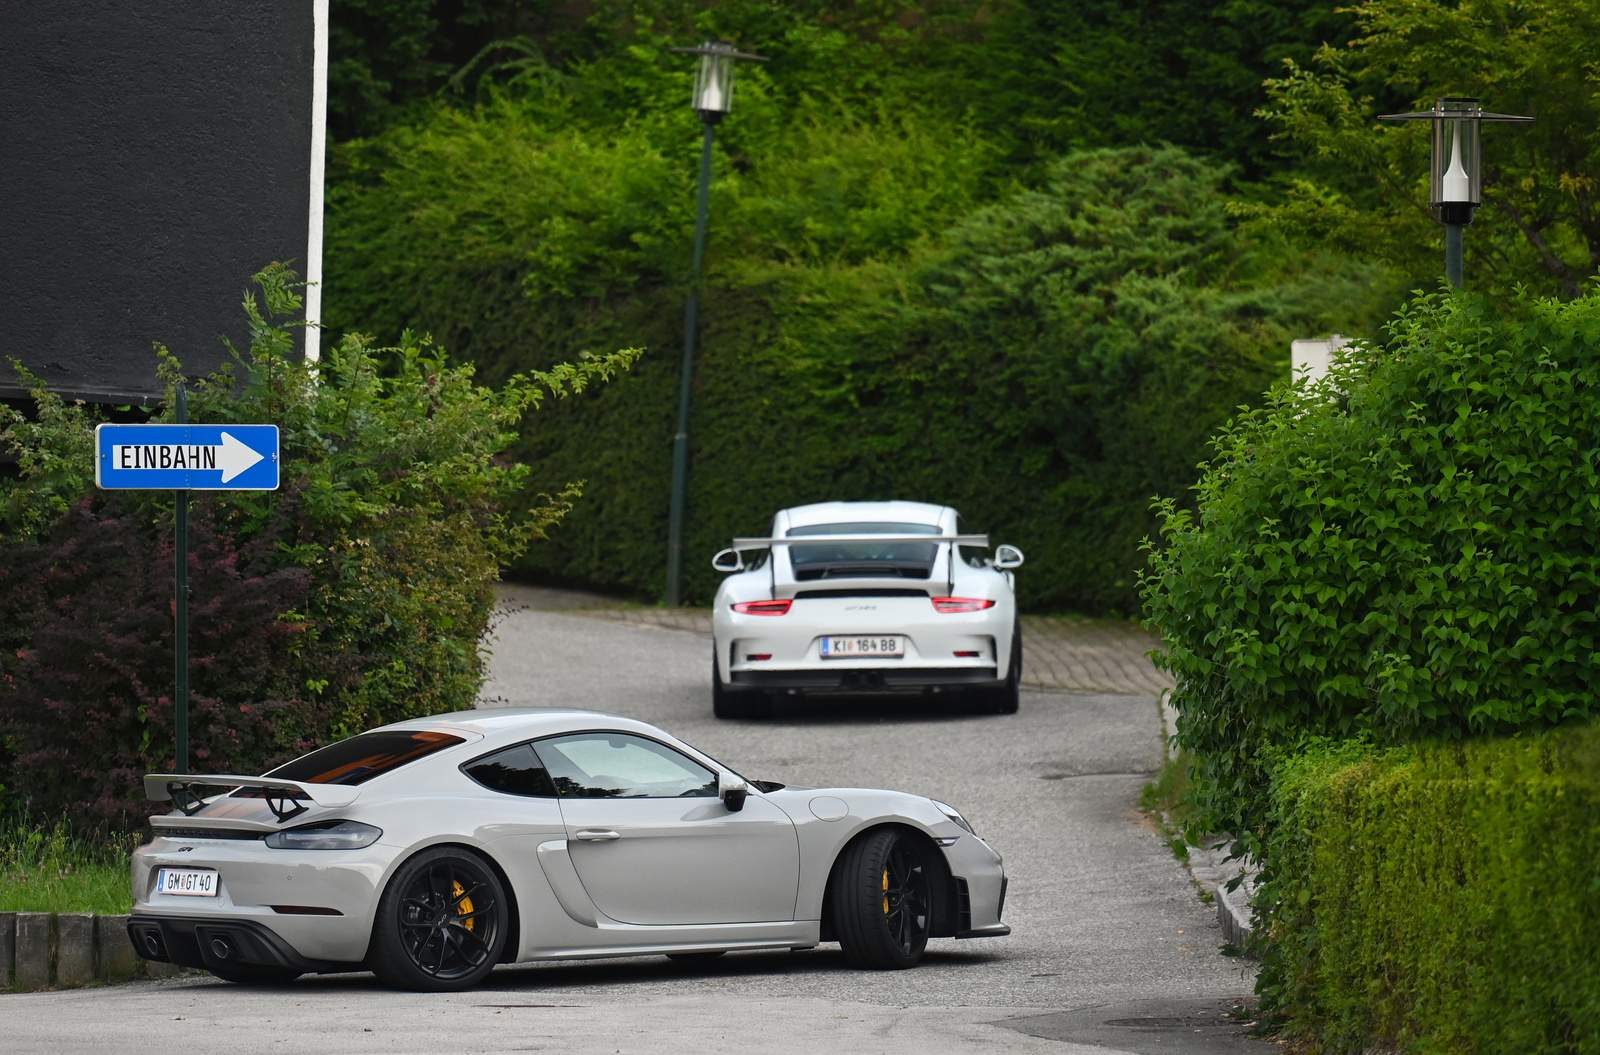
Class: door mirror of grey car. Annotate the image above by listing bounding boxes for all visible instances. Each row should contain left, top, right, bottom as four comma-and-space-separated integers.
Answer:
994, 544, 1025, 570
719, 773, 749, 813
712, 548, 745, 573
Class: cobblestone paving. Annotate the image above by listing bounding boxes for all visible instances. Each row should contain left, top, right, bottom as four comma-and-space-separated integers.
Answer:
495, 584, 1174, 696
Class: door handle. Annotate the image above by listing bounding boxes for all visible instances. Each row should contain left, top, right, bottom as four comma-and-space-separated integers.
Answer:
574, 829, 621, 841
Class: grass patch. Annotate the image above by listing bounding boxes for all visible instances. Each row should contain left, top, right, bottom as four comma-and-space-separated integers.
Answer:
0, 819, 133, 915
1140, 749, 1197, 823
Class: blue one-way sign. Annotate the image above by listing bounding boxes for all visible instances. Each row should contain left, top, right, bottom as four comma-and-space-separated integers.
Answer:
95, 424, 280, 490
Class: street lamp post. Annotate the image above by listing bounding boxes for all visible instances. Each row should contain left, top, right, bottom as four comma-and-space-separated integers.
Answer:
664, 41, 767, 607
1378, 98, 1533, 288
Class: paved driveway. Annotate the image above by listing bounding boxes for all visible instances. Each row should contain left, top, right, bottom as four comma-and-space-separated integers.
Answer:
0, 589, 1263, 1055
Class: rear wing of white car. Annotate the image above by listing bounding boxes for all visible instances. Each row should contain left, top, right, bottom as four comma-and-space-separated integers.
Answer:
144, 773, 360, 823
729, 534, 990, 551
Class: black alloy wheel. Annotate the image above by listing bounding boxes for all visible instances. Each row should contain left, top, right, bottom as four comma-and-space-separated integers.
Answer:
370, 847, 508, 991
832, 828, 932, 969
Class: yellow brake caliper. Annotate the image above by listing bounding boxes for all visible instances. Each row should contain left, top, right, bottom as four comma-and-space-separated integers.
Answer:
453, 880, 475, 932
882, 868, 890, 915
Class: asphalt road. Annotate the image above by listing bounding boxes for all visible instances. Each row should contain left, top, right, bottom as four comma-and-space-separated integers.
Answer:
1, 607, 1263, 1054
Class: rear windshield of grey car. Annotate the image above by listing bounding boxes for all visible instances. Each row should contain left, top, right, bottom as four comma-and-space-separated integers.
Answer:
265, 730, 466, 786
786, 522, 942, 580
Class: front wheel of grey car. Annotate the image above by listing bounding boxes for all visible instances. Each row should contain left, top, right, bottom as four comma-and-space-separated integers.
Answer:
832, 828, 931, 969
369, 846, 509, 991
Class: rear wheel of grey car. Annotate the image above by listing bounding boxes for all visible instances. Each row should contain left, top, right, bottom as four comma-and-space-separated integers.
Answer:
831, 828, 931, 970
369, 847, 508, 992
713, 653, 771, 720
207, 962, 302, 985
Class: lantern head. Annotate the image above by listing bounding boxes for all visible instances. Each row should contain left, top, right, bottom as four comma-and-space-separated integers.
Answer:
1379, 98, 1533, 225
671, 41, 769, 123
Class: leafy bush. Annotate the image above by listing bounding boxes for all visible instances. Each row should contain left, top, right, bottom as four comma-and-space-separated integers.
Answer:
0, 265, 635, 829
1142, 289, 1600, 839
331, 133, 1382, 612
1257, 728, 1600, 1053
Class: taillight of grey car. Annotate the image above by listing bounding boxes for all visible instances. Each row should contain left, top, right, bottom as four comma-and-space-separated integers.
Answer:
263, 819, 383, 850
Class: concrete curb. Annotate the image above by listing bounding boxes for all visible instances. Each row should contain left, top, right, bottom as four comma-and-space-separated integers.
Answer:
1217, 872, 1257, 949
1185, 839, 1260, 953
1, 911, 177, 991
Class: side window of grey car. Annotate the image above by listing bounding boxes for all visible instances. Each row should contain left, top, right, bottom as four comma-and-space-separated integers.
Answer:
461, 743, 558, 797
531, 733, 718, 799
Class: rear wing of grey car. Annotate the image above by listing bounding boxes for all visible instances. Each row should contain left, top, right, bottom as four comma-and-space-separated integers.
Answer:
144, 773, 360, 823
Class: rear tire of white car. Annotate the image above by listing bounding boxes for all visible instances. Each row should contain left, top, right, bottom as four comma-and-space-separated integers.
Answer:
981, 623, 1022, 715
831, 828, 931, 970
713, 653, 771, 720
369, 846, 509, 992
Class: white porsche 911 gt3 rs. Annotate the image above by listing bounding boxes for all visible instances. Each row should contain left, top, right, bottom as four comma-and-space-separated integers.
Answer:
710, 501, 1025, 718
129, 708, 1008, 991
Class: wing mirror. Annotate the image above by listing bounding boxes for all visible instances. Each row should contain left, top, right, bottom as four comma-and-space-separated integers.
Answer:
712, 548, 745, 573
994, 544, 1025, 570
719, 773, 749, 813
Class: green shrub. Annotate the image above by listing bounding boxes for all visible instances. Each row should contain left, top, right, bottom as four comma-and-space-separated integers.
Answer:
0, 265, 636, 829
1258, 728, 1600, 1053
1142, 289, 1600, 838
330, 131, 1382, 612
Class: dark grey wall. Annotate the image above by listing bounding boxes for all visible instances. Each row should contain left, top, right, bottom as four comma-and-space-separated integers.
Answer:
1, 3, 316, 404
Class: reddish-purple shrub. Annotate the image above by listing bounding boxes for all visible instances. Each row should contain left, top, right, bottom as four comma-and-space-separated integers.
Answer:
0, 494, 317, 829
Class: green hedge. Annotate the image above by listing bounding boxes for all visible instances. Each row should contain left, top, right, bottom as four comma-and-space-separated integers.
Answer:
1259, 727, 1600, 1054
329, 125, 1383, 612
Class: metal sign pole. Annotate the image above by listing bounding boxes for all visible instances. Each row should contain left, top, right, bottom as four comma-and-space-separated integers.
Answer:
174, 383, 189, 773
92, 414, 280, 774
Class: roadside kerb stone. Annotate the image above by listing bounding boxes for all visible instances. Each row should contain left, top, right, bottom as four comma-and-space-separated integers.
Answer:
0, 911, 14, 989
15, 911, 53, 990
1187, 840, 1259, 951
96, 915, 144, 982
55, 913, 96, 987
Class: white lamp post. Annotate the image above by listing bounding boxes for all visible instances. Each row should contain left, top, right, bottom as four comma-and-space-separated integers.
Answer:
1379, 98, 1533, 287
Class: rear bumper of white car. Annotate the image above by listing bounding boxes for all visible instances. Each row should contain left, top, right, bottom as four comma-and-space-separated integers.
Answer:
730, 666, 1001, 692
716, 594, 1015, 693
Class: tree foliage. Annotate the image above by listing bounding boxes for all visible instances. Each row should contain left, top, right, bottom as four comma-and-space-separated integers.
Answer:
1143, 289, 1600, 838
1247, 0, 1600, 299
330, 1, 1356, 174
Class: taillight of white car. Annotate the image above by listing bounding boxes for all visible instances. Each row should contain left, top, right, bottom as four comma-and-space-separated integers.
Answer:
930, 597, 995, 613
732, 599, 792, 615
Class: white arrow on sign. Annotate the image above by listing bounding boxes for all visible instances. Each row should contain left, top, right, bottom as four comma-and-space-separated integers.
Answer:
111, 431, 266, 482
217, 431, 265, 482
